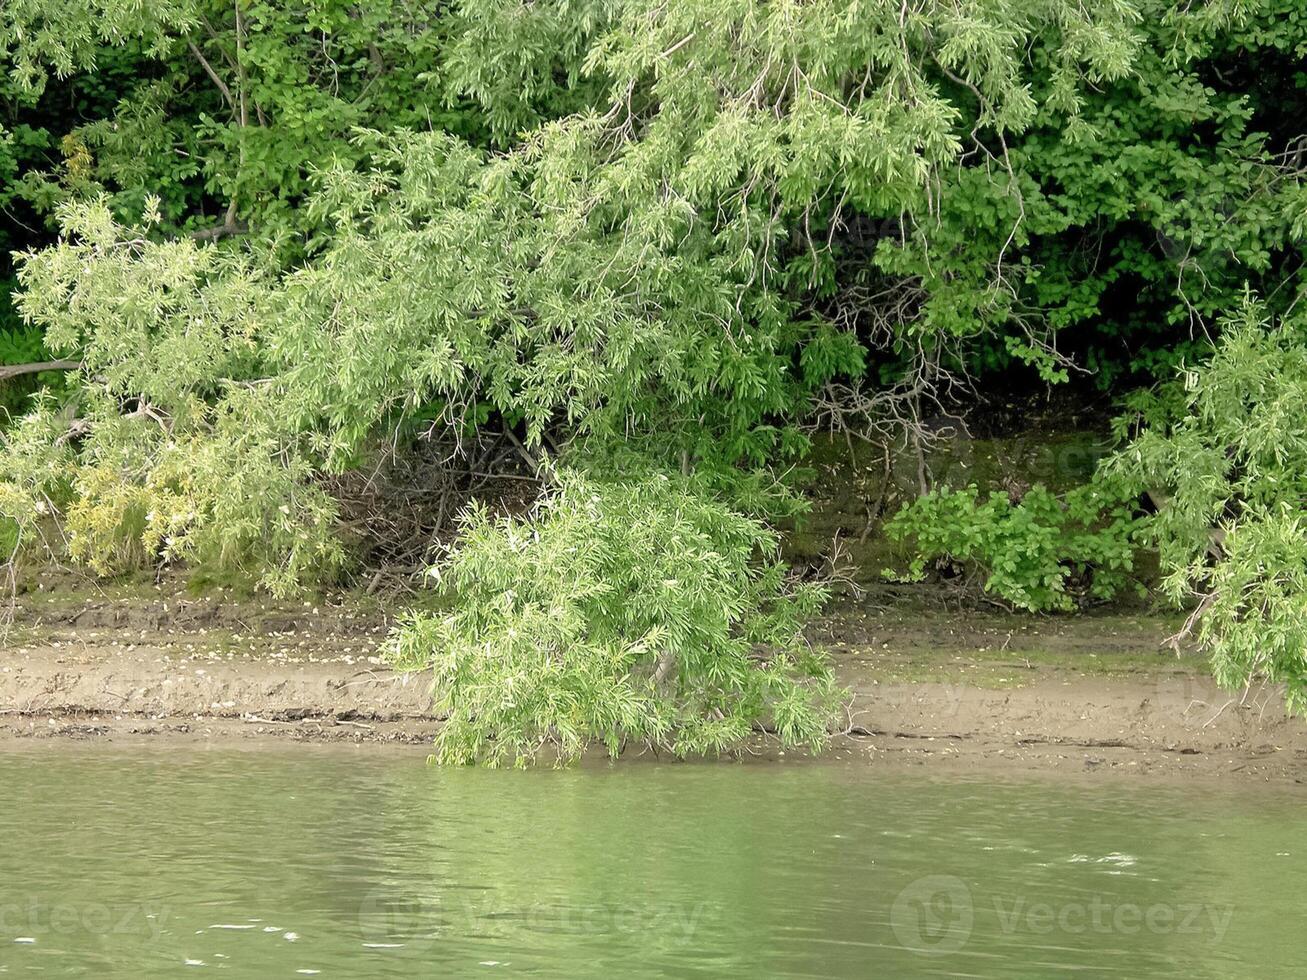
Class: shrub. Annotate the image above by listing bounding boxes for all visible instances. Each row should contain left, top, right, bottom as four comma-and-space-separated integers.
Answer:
885, 477, 1142, 612
389, 469, 840, 766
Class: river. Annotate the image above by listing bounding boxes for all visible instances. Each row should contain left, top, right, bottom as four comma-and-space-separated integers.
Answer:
0, 747, 1300, 977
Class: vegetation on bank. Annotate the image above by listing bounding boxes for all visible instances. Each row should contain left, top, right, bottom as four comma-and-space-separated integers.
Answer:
0, 0, 1303, 763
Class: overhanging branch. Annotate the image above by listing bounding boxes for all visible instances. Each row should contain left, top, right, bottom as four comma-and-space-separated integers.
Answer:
0, 360, 80, 382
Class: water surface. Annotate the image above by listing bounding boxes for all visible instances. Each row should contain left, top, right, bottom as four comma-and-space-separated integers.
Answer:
0, 748, 1301, 977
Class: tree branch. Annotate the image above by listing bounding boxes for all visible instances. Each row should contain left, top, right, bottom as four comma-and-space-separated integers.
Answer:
187, 40, 235, 109
189, 200, 246, 241
0, 360, 80, 382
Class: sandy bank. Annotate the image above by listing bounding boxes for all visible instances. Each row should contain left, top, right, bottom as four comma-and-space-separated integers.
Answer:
1, 577, 1303, 782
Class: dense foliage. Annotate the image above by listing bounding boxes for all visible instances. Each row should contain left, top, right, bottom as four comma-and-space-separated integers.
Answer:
886, 476, 1141, 611
0, 0, 1304, 756
1108, 300, 1307, 709
391, 470, 836, 766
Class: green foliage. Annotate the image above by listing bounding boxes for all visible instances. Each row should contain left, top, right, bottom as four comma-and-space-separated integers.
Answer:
441, 0, 614, 143
2, 0, 1305, 761
8, 199, 344, 593
0, 1, 495, 253
863, 0, 1305, 388
0, 1, 192, 92
17, 199, 266, 411
886, 477, 1142, 611
9, 0, 1143, 592
389, 469, 838, 766
0, 0, 1300, 390
0, 396, 77, 563
1108, 298, 1307, 710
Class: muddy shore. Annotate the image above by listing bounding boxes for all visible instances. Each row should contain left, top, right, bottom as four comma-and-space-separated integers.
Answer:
2, 574, 1304, 782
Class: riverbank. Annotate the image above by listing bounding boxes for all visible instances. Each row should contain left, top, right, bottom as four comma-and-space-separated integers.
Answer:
1, 572, 1304, 782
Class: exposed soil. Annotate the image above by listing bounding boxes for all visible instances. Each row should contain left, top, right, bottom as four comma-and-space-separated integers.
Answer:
2, 571, 1306, 783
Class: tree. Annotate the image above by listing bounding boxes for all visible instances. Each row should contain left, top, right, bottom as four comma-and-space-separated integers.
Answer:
7, 0, 1307, 759
1109, 298, 1307, 711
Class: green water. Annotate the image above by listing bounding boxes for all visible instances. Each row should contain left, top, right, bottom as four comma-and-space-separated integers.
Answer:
0, 749, 1302, 978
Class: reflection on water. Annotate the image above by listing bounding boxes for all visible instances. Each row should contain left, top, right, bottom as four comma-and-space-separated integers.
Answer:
0, 748, 1301, 977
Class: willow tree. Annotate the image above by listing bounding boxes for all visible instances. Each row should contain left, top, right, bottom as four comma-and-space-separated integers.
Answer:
1108, 299, 1307, 713
1, 0, 1144, 762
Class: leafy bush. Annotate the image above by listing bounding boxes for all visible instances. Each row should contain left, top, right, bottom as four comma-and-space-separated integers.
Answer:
389, 470, 839, 766
2, 201, 344, 593
0, 398, 77, 565
885, 478, 1142, 611
1109, 298, 1307, 709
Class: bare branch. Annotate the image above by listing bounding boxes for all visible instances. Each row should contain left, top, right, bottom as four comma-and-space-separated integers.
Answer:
0, 360, 80, 382
187, 40, 235, 109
